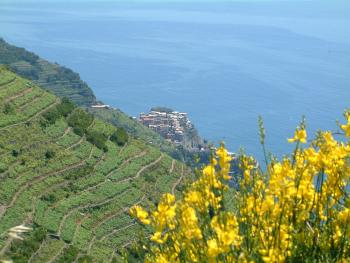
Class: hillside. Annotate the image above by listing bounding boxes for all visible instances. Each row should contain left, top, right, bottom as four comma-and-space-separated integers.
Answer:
0, 38, 206, 163
0, 39, 96, 106
0, 68, 192, 262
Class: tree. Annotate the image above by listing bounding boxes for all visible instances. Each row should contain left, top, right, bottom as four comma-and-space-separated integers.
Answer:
111, 128, 129, 146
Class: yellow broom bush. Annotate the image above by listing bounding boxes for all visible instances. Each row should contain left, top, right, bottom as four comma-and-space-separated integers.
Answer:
129, 110, 350, 263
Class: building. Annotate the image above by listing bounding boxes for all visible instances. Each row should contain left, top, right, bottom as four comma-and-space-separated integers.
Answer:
139, 110, 193, 144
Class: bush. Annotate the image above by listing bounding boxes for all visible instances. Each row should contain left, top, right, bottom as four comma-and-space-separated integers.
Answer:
56, 246, 79, 263
42, 98, 75, 125
67, 108, 93, 135
6, 227, 47, 262
111, 128, 129, 146
42, 108, 60, 125
41, 193, 56, 203
0, 162, 6, 173
129, 111, 350, 262
86, 130, 108, 152
11, 149, 19, 157
56, 97, 75, 117
3, 103, 14, 114
45, 149, 55, 159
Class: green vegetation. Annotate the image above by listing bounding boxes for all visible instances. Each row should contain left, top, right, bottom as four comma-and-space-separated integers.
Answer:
0, 38, 207, 165
67, 108, 94, 136
0, 38, 96, 106
111, 127, 129, 146
0, 68, 191, 262
150, 106, 174, 113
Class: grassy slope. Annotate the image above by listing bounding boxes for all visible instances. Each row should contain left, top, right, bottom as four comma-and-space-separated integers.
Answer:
0, 68, 192, 262
0, 38, 96, 106
0, 38, 183, 156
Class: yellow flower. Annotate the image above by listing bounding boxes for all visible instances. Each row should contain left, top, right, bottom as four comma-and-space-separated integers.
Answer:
179, 204, 202, 240
288, 128, 307, 143
128, 121, 350, 262
207, 239, 222, 259
129, 205, 150, 225
341, 114, 350, 137
150, 231, 169, 244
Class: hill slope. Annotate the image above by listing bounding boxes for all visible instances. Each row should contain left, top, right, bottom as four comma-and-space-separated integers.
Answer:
0, 68, 191, 262
0, 39, 96, 106
0, 38, 204, 163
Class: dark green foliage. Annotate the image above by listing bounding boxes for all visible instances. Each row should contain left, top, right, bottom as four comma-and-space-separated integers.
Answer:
122, 239, 148, 263
45, 149, 55, 159
6, 227, 47, 263
0, 162, 6, 173
150, 106, 174, 113
56, 97, 75, 117
73, 126, 85, 137
144, 173, 156, 183
56, 245, 79, 263
3, 103, 14, 114
110, 128, 129, 146
42, 108, 60, 125
67, 108, 93, 135
77, 255, 94, 263
41, 193, 57, 203
0, 38, 96, 106
63, 164, 93, 181
42, 97, 76, 125
0, 54, 190, 263
12, 149, 19, 157
86, 130, 108, 152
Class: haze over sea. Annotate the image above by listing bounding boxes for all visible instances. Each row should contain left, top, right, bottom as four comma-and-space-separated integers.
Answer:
1, 0, 350, 159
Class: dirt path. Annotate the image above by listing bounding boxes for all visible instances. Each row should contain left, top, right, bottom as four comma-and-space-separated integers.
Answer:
87, 195, 145, 254
67, 150, 148, 199
172, 165, 185, 195
4, 87, 33, 103
0, 77, 16, 89
56, 127, 72, 141
169, 160, 175, 173
66, 136, 85, 150
118, 142, 128, 155
18, 95, 43, 112
0, 98, 60, 131
57, 209, 76, 236
56, 186, 131, 239
116, 153, 164, 184
46, 243, 67, 263
27, 237, 47, 263
100, 223, 137, 242
0, 160, 85, 219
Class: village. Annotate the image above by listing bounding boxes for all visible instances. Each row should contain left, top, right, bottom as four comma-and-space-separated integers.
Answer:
139, 109, 193, 145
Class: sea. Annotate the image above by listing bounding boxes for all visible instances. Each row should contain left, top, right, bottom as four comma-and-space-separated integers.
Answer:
1, 0, 350, 159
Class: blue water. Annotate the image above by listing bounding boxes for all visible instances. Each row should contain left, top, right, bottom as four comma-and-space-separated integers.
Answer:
1, 0, 350, 159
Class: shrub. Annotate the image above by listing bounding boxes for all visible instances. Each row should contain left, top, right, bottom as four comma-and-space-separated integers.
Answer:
67, 108, 93, 135
129, 111, 350, 262
56, 246, 79, 263
0, 162, 6, 173
41, 193, 56, 203
56, 97, 75, 117
11, 149, 19, 157
42, 97, 76, 125
45, 149, 55, 159
42, 108, 60, 125
3, 103, 14, 114
86, 130, 108, 151
6, 227, 47, 262
111, 127, 129, 146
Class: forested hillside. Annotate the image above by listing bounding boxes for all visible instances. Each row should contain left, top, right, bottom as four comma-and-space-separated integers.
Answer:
0, 68, 191, 262
0, 38, 205, 163
0, 38, 96, 106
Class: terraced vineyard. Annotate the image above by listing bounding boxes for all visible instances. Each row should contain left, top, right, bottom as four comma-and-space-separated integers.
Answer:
0, 68, 191, 262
